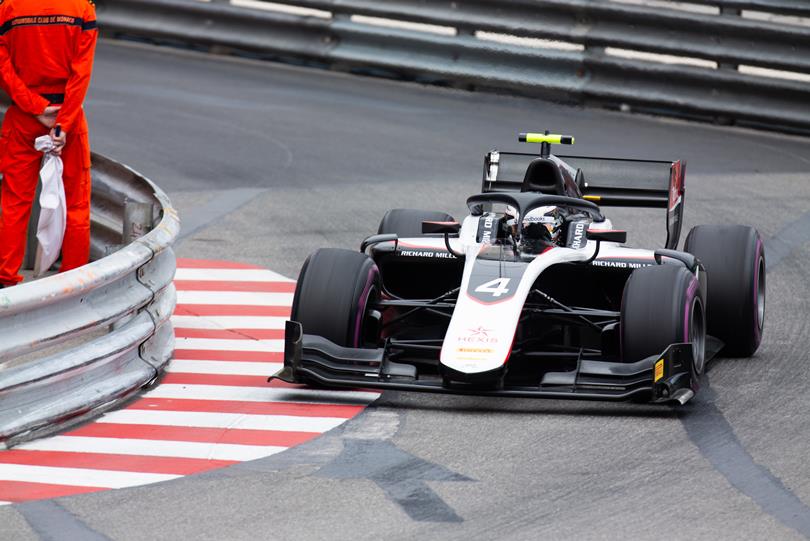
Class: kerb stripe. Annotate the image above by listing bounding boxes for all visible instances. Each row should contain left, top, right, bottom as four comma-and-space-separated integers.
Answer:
172, 349, 283, 362
175, 305, 291, 317
96, 409, 347, 433
67, 423, 319, 447
174, 268, 293, 282
166, 360, 282, 376
19, 436, 286, 462
174, 337, 283, 352
161, 373, 292, 388
175, 258, 264, 270
171, 315, 288, 330
0, 464, 178, 488
173, 328, 285, 340
127, 397, 364, 418
145, 383, 380, 404
176, 291, 294, 306
0, 481, 102, 502
0, 450, 235, 475
174, 280, 296, 293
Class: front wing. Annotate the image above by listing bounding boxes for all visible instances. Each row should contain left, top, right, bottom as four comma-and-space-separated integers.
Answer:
270, 321, 703, 404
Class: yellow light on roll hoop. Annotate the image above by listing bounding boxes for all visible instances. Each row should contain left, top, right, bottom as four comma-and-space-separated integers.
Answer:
519, 133, 575, 145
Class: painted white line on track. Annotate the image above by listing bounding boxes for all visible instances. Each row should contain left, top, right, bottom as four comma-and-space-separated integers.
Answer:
97, 410, 347, 433
174, 268, 294, 282
145, 384, 380, 404
174, 337, 284, 352
176, 291, 294, 306
0, 464, 178, 488
171, 315, 287, 330
167, 360, 283, 376
18, 436, 287, 462
0, 501, 11, 506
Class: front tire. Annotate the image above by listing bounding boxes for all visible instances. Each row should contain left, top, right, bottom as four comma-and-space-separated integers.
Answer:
684, 225, 765, 357
291, 248, 380, 348
621, 265, 707, 376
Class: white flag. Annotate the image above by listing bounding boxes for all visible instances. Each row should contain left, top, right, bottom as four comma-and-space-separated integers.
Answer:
34, 135, 66, 277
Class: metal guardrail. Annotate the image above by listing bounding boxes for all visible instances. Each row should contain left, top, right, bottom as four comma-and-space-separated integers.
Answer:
95, 0, 810, 133
679, 1, 810, 16
0, 153, 179, 447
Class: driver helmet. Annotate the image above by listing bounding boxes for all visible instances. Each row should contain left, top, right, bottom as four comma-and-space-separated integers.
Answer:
522, 205, 563, 244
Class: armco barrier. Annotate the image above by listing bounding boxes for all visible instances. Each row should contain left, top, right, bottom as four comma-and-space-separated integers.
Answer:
95, 0, 810, 133
0, 154, 179, 447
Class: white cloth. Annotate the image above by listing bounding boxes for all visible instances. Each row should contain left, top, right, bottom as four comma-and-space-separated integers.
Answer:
34, 135, 66, 276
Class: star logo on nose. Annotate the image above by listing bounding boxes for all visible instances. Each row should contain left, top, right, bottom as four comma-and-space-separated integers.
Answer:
469, 327, 491, 337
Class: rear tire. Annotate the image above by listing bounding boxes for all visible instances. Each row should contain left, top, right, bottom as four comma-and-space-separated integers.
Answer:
378, 208, 455, 237
684, 225, 765, 357
621, 265, 707, 376
291, 248, 380, 348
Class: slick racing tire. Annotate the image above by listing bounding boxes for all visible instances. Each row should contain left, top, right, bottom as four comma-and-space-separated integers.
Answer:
292, 249, 381, 348
621, 265, 707, 376
685, 225, 765, 357
378, 208, 455, 237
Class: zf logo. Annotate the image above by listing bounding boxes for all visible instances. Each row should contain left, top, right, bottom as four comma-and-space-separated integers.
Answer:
474, 278, 511, 298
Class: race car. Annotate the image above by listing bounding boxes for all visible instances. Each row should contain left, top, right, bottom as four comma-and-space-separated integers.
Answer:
271, 133, 766, 404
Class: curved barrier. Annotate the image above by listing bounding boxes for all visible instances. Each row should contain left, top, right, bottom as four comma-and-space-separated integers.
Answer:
0, 154, 179, 447
96, 0, 810, 134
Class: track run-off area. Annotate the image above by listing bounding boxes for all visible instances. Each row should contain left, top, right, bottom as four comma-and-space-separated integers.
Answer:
1, 39, 810, 540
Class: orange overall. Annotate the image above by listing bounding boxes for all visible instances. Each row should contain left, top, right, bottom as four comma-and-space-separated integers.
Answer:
0, 0, 97, 286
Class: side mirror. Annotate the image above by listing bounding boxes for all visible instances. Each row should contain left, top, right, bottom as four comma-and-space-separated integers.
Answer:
654, 249, 699, 272
586, 230, 627, 244
360, 233, 398, 253
422, 221, 461, 235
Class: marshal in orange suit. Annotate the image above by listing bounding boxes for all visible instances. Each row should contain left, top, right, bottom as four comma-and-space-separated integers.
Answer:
0, 0, 97, 287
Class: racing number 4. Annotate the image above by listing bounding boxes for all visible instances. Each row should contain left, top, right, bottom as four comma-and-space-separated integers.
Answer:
475, 278, 511, 298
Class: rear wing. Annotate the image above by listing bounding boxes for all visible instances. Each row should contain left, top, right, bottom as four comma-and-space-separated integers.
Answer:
482, 151, 686, 250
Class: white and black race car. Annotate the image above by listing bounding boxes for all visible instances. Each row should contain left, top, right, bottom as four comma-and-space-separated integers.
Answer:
272, 133, 766, 404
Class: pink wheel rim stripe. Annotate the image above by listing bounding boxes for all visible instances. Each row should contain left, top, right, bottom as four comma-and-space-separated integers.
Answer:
0, 259, 379, 504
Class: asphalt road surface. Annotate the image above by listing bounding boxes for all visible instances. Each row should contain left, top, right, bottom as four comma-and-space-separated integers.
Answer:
3, 39, 810, 540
